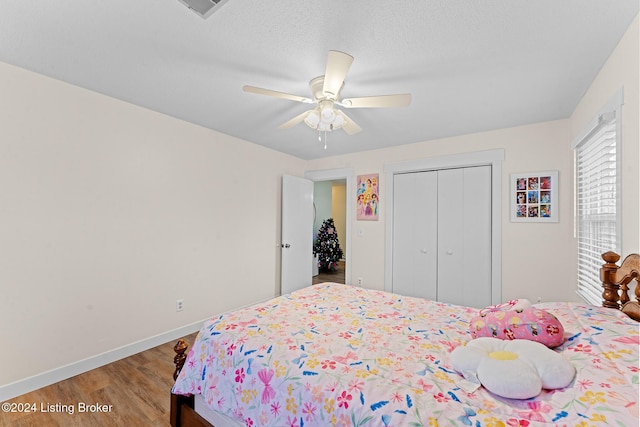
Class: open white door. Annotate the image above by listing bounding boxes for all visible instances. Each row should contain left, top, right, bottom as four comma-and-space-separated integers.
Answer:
281, 175, 314, 295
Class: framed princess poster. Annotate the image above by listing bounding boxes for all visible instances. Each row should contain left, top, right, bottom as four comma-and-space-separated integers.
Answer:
510, 170, 558, 222
356, 173, 379, 221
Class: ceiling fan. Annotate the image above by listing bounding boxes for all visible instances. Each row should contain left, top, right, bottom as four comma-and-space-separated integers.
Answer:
242, 51, 412, 136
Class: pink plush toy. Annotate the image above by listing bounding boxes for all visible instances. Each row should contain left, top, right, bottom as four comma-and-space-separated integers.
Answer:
469, 299, 565, 348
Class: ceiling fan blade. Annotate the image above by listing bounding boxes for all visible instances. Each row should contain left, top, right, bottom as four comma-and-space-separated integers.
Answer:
243, 85, 313, 103
322, 51, 354, 98
278, 110, 310, 129
337, 110, 362, 135
341, 93, 412, 108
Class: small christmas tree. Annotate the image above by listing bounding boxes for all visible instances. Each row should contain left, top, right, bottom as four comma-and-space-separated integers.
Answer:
313, 218, 344, 272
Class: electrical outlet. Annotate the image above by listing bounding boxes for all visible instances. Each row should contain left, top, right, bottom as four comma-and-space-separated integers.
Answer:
176, 299, 184, 312
537, 297, 542, 303
357, 277, 363, 286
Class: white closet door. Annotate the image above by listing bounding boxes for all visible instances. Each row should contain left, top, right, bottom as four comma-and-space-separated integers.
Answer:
437, 166, 492, 308
392, 172, 438, 299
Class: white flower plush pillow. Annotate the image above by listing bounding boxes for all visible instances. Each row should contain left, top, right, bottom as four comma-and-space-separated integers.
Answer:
450, 337, 576, 399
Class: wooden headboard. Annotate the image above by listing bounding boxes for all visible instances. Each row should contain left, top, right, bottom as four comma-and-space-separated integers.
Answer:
601, 252, 640, 322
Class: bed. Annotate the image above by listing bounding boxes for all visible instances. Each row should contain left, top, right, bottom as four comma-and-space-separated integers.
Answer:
170, 251, 640, 426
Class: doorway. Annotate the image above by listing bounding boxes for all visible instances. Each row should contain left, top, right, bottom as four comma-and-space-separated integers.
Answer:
312, 179, 346, 284
305, 168, 354, 285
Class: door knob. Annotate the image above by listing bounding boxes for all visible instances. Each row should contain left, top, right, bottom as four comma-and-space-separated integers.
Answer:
446, 250, 454, 255
281, 243, 291, 248
420, 249, 428, 254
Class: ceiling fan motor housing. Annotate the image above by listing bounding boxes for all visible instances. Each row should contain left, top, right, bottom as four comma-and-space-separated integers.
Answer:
309, 76, 342, 101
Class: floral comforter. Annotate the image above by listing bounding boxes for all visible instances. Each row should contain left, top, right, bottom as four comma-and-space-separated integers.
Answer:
172, 283, 639, 426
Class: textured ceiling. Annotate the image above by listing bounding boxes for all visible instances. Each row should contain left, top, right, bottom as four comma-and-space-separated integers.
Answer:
0, 1, 637, 159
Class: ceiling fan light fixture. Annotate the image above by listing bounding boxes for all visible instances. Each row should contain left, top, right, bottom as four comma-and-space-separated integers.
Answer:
317, 122, 333, 132
332, 112, 345, 129
304, 106, 345, 132
320, 106, 336, 124
304, 110, 320, 128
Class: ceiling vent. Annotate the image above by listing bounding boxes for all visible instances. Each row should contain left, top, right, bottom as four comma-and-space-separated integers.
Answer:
177, 0, 231, 19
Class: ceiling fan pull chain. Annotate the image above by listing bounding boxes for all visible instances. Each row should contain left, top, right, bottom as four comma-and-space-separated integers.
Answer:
317, 130, 328, 149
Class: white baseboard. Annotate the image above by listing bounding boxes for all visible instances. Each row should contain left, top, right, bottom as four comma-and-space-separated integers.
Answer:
0, 319, 206, 402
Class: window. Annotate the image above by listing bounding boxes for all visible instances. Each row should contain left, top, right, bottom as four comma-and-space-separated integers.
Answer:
574, 93, 622, 305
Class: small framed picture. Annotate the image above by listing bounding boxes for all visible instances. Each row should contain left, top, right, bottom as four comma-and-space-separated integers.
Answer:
510, 171, 558, 222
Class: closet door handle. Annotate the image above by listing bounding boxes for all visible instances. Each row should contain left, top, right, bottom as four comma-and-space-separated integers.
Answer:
445, 250, 454, 255
420, 249, 428, 254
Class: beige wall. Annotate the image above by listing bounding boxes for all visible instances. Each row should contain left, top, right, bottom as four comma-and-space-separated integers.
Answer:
308, 120, 575, 303
0, 61, 305, 389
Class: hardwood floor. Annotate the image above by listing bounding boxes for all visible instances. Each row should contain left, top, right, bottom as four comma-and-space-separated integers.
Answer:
312, 260, 345, 284
1, 332, 198, 427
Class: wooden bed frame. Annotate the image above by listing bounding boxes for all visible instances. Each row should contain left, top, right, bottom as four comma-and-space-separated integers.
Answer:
169, 251, 640, 427
600, 251, 640, 321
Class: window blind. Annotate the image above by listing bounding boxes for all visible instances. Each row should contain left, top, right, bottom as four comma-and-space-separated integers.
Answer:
575, 114, 619, 305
